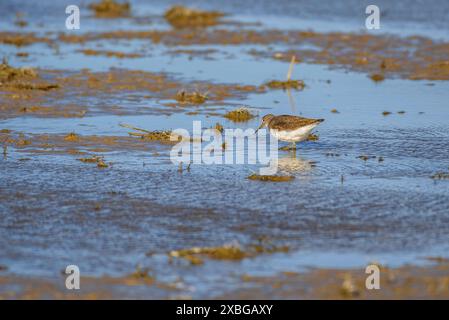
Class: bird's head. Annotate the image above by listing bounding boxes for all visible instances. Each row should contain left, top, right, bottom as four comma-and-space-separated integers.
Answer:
255, 114, 275, 133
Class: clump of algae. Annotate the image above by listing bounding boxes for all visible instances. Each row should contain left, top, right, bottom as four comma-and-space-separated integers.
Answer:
64, 132, 80, 142
89, 0, 130, 18
77, 156, 101, 163
129, 265, 154, 281
175, 90, 207, 104
340, 274, 360, 297
266, 55, 305, 90
16, 139, 31, 146
132, 130, 174, 141
170, 245, 246, 265
77, 155, 109, 168
0, 60, 37, 83
0, 60, 58, 91
357, 155, 378, 161
123, 265, 155, 285
169, 243, 289, 265
224, 107, 255, 122
164, 5, 224, 28
142, 131, 174, 141
266, 79, 305, 90
431, 172, 449, 180
370, 73, 385, 82
120, 123, 183, 143
11, 82, 59, 91
247, 174, 295, 182
80, 49, 141, 59
14, 13, 28, 28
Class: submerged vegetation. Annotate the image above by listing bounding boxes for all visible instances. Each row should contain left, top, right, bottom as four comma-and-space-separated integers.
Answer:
266, 55, 305, 90
120, 123, 180, 143
64, 132, 80, 142
266, 79, 305, 90
0, 60, 36, 83
79, 49, 141, 59
77, 155, 109, 168
164, 5, 224, 28
370, 73, 385, 82
431, 172, 449, 180
247, 174, 295, 182
129, 265, 154, 283
89, 0, 130, 18
0, 60, 58, 91
168, 243, 289, 265
175, 90, 208, 104
224, 107, 255, 122
170, 245, 247, 265
357, 155, 386, 162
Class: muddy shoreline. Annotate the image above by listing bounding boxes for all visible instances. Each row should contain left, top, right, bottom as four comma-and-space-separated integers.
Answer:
1, 259, 448, 299
2, 28, 449, 81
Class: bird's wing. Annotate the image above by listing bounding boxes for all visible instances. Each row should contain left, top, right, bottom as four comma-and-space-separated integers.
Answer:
269, 115, 322, 131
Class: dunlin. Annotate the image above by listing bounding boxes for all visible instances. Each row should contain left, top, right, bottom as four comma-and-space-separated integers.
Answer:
256, 114, 324, 150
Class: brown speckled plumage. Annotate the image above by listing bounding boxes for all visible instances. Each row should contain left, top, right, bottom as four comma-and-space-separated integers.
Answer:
265, 114, 324, 131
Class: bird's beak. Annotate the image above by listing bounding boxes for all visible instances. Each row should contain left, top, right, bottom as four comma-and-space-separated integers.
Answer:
255, 123, 264, 134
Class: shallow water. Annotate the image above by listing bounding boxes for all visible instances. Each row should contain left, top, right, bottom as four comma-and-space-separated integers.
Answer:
1, 0, 449, 298
3, 0, 449, 39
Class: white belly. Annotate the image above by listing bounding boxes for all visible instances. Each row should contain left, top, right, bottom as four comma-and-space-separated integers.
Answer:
270, 124, 318, 142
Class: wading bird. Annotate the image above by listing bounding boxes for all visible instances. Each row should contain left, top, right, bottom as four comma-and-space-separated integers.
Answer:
256, 114, 324, 150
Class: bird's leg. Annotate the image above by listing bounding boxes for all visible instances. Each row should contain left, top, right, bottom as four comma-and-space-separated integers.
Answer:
290, 142, 297, 150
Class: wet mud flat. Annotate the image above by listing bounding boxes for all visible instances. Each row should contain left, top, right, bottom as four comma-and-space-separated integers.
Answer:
2, 132, 449, 298
0, 262, 449, 300
1, 0, 449, 299
1, 255, 449, 299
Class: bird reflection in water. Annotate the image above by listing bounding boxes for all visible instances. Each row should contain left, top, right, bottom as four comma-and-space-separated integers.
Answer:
276, 153, 315, 173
